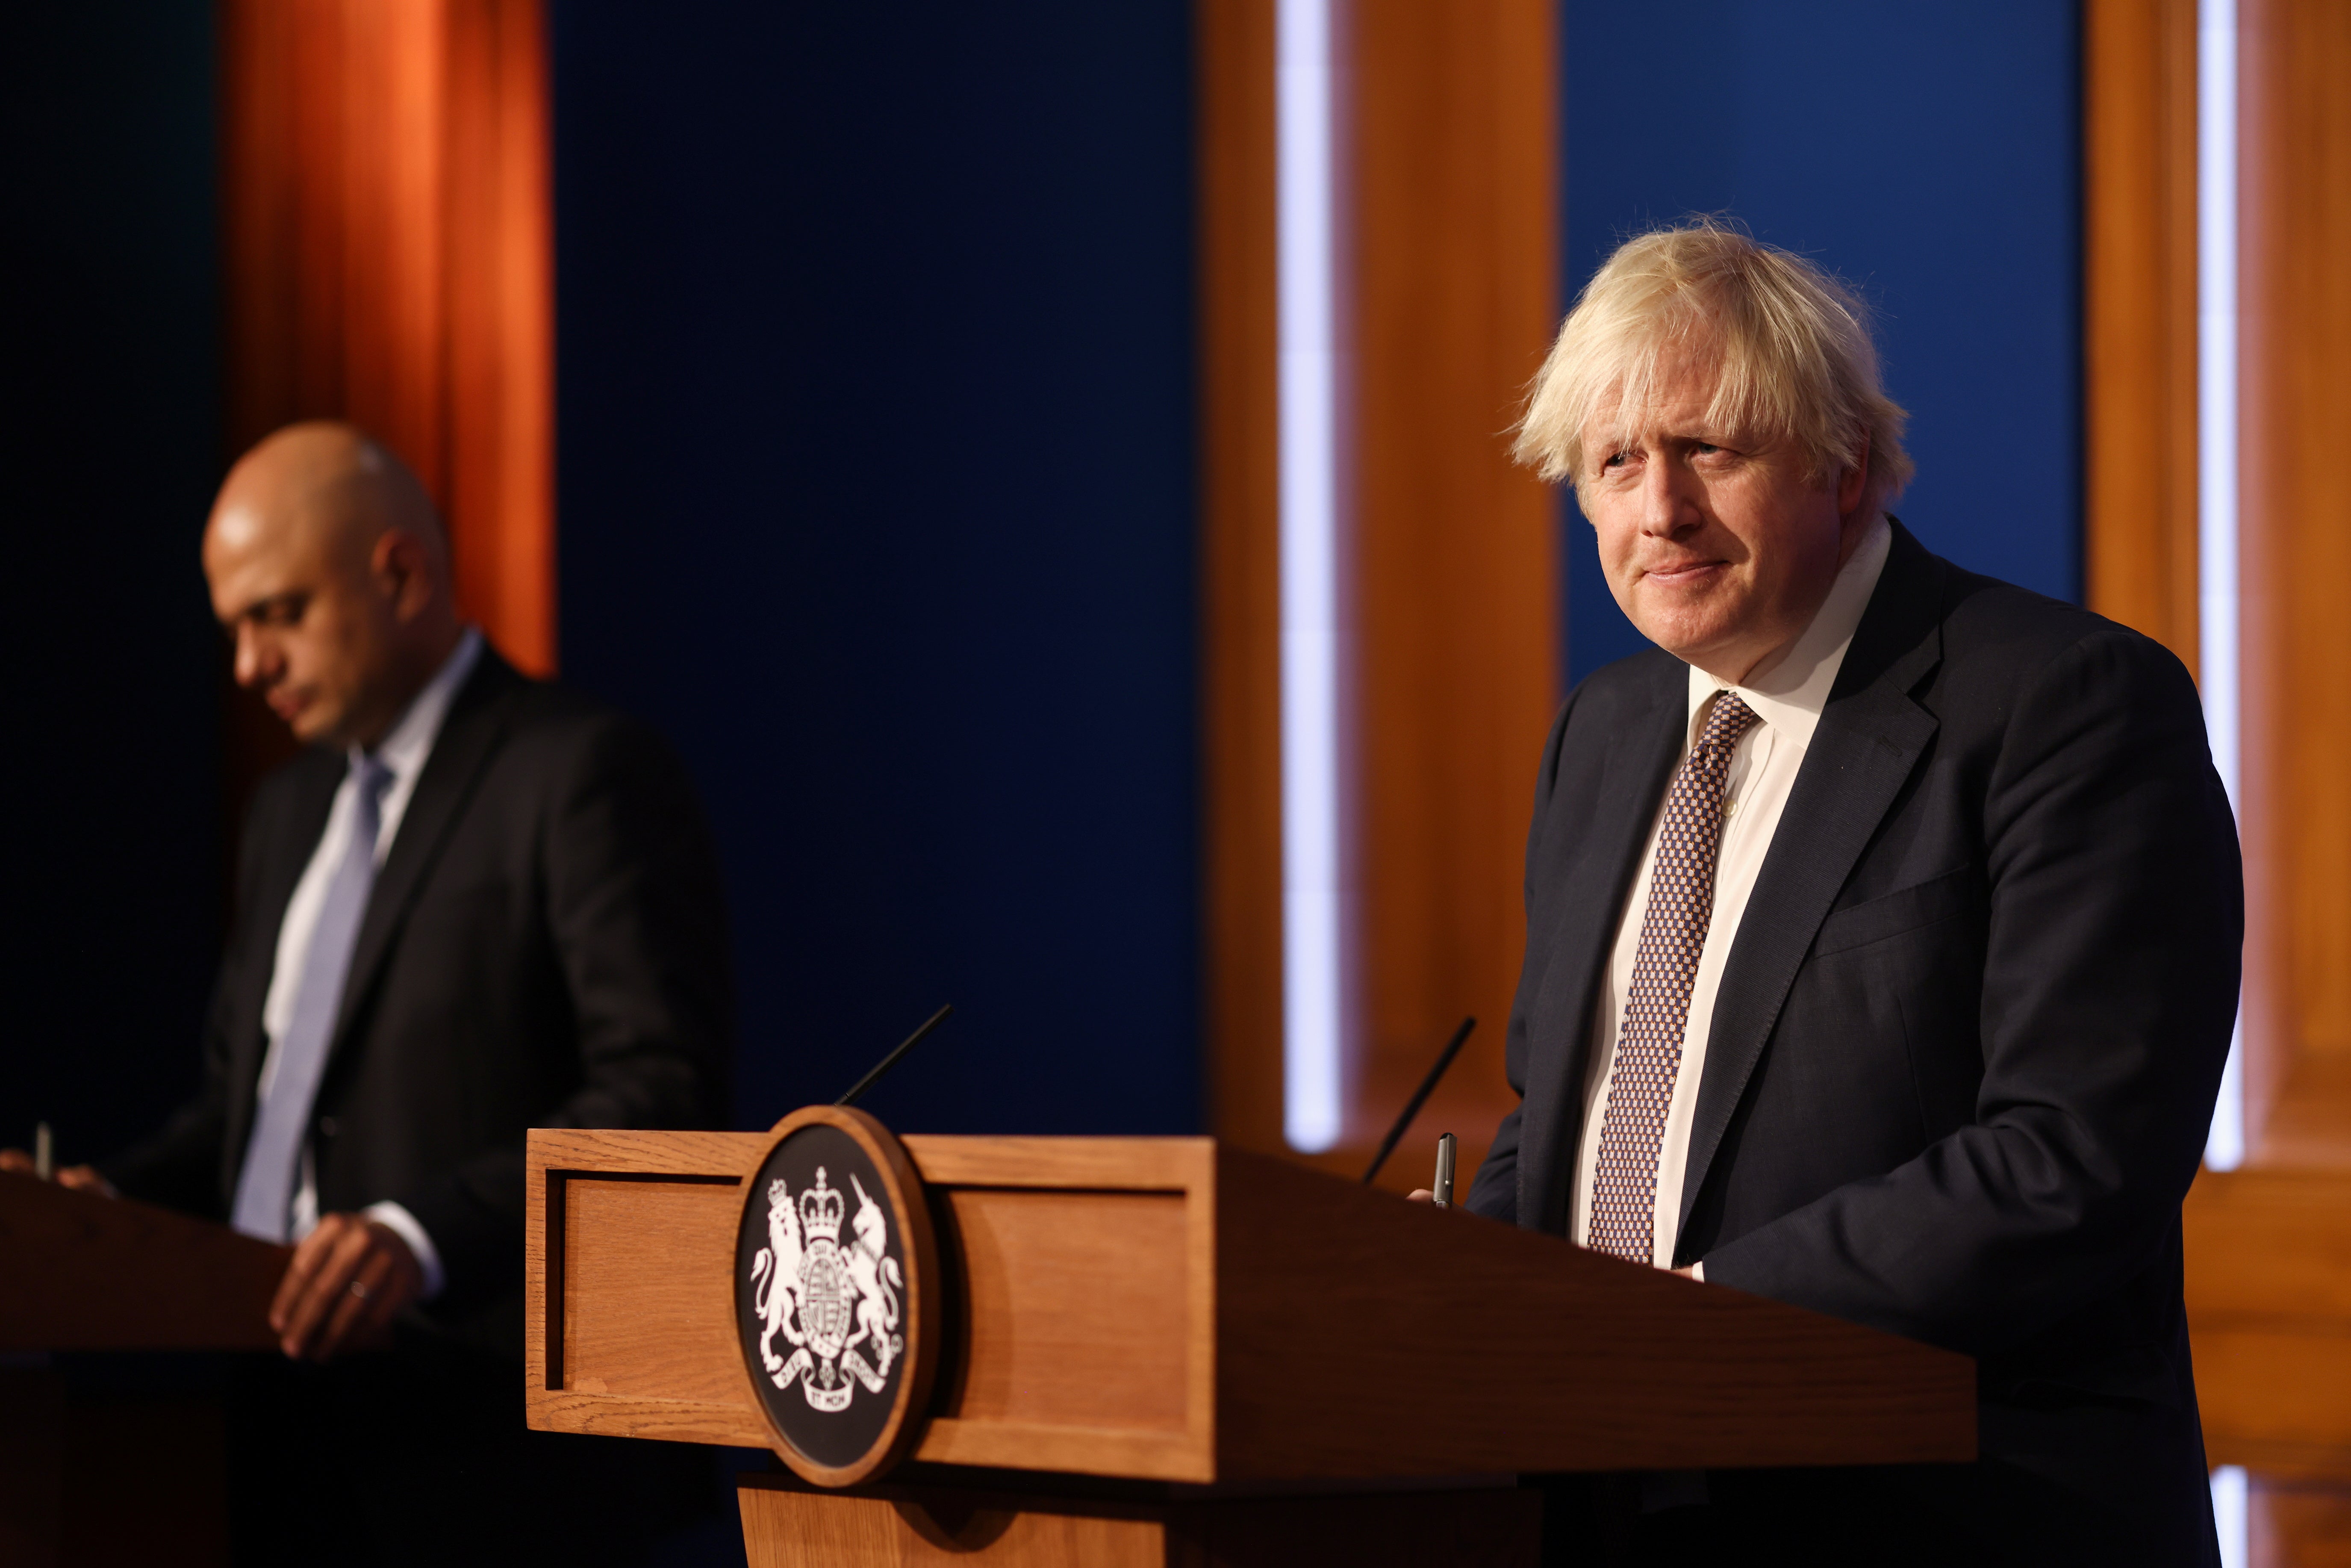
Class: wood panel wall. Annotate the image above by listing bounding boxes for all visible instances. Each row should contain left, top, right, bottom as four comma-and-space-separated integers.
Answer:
1199, 0, 1559, 1184
1346, 0, 1559, 1172
2083, 0, 2200, 676
1198, 0, 1286, 1158
2087, 1, 2351, 1559
2220, 30, 2351, 1545
2237, 0, 2351, 1173
219, 0, 556, 676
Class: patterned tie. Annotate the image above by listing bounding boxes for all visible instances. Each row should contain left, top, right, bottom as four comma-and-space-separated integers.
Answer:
1587, 690, 1760, 1264
231, 755, 392, 1242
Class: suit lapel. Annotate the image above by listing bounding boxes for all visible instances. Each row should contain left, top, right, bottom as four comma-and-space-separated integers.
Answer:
326, 652, 522, 1062
1517, 655, 1685, 1235
1675, 526, 1946, 1241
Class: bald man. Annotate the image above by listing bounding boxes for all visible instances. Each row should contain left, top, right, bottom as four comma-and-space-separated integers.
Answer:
12, 423, 733, 1565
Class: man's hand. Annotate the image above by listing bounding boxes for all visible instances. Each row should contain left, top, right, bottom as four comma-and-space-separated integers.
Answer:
0, 1150, 114, 1194
271, 1213, 422, 1362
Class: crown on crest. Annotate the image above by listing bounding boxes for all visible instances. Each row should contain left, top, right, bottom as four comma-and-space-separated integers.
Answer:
799, 1167, 846, 1243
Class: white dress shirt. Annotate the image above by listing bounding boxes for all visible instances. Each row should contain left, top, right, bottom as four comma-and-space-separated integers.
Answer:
253, 628, 483, 1296
1570, 519, 1891, 1272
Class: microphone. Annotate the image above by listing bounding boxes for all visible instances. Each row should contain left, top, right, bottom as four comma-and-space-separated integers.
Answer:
1360, 1015, 1477, 1185
835, 1004, 955, 1108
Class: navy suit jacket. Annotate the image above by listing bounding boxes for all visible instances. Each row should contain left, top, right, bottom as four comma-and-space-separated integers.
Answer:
106, 650, 733, 1355
1468, 523, 2239, 1562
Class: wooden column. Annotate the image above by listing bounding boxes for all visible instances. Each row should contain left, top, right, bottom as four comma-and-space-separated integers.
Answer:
1346, 0, 1559, 1173
2216, 27, 2351, 1556
1198, 0, 1559, 1181
2091, 0, 2351, 1558
219, 0, 556, 677
2237, 0, 2351, 1174
2083, 0, 2200, 676
1199, 0, 1286, 1158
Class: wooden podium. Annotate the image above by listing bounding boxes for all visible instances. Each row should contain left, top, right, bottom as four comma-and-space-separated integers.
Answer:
0, 1169, 289, 1568
0, 1170, 287, 1354
527, 1120, 1975, 1566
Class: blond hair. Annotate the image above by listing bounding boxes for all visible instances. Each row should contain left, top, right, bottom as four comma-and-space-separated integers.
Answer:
1513, 218, 1912, 505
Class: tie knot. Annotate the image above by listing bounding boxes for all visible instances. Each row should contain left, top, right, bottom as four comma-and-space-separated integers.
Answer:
1697, 690, 1759, 754
346, 756, 394, 852
349, 755, 392, 802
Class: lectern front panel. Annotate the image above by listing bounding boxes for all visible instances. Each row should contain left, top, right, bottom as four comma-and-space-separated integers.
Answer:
943, 1187, 1189, 1432
529, 1131, 772, 1449
563, 1177, 743, 1403
908, 1138, 1218, 1480
526, 1129, 1220, 1478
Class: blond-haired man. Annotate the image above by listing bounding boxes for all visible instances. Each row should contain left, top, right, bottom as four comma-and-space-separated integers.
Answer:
1466, 222, 2238, 1565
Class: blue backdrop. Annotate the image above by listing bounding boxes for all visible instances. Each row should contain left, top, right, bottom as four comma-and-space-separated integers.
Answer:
1559, 0, 2082, 681
549, 5, 1202, 1139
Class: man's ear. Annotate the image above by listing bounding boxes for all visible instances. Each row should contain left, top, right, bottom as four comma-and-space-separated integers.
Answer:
371, 528, 436, 619
1838, 433, 1872, 517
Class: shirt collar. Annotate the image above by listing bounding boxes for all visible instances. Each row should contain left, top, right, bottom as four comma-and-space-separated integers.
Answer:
1683, 515, 1891, 751
354, 627, 485, 782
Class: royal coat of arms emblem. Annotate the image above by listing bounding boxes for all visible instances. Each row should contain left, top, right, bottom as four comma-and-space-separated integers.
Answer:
733, 1106, 939, 1486
747, 1165, 904, 1412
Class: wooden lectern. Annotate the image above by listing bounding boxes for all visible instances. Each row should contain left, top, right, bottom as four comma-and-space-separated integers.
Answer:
0, 1169, 289, 1567
528, 1119, 1974, 1566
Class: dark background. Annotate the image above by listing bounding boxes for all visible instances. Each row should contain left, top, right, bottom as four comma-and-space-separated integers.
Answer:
1, 0, 224, 1168
2, 0, 2085, 1225
548, 1, 1202, 1139
0, 1, 1205, 1164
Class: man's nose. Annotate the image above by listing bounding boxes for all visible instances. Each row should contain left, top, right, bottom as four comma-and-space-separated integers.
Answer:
234, 626, 274, 689
1639, 454, 1702, 535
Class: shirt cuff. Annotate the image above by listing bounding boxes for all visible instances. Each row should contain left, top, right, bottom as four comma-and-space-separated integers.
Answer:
365, 1201, 447, 1301
1690, 1259, 1706, 1282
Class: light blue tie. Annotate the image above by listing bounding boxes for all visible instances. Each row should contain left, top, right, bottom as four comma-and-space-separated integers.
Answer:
231, 755, 392, 1242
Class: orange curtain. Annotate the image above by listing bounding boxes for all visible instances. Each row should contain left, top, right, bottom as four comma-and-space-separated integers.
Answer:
220, 0, 556, 676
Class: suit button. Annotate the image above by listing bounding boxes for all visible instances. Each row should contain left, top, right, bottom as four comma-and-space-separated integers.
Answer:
317, 1116, 339, 1139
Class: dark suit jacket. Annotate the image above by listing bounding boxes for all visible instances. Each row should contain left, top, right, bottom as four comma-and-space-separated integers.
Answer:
1468, 524, 2240, 1563
107, 649, 733, 1353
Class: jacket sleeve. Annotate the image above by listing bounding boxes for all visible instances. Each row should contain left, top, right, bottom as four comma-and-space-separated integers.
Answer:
1465, 1103, 1523, 1223
1698, 629, 2241, 1358
401, 716, 734, 1308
